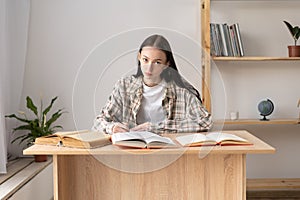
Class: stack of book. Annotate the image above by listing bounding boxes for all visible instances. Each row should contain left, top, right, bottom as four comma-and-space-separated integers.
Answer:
210, 23, 245, 57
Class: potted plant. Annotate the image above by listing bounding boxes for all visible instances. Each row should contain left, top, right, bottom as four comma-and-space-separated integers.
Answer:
5, 96, 65, 162
283, 21, 300, 57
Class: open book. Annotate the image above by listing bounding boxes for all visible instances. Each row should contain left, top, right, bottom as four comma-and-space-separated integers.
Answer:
176, 132, 252, 147
111, 131, 177, 149
34, 130, 111, 149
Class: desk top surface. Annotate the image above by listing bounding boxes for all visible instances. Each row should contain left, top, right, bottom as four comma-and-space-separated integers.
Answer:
23, 130, 275, 156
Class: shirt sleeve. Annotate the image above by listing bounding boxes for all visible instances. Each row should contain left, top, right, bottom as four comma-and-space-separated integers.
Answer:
149, 92, 212, 133
91, 79, 124, 134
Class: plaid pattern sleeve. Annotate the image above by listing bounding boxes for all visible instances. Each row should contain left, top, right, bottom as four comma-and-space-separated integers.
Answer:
91, 76, 144, 134
92, 78, 125, 134
149, 84, 212, 134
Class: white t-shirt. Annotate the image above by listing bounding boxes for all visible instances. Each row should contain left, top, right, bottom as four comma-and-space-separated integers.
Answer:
137, 80, 166, 124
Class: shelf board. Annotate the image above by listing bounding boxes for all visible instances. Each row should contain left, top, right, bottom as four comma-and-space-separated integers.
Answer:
247, 178, 300, 190
214, 118, 300, 125
212, 0, 300, 2
213, 56, 300, 61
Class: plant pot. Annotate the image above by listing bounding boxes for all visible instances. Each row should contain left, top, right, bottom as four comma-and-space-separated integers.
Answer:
288, 45, 300, 57
34, 155, 48, 162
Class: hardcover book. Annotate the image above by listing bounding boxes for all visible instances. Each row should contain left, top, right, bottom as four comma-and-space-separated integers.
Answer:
111, 131, 177, 149
176, 132, 252, 147
34, 130, 111, 149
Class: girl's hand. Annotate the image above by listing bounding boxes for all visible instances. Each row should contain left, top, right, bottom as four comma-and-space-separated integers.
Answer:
130, 122, 151, 132
112, 122, 129, 133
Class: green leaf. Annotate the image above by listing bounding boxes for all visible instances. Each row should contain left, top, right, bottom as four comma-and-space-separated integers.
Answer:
13, 125, 32, 132
5, 114, 30, 123
51, 125, 63, 130
42, 96, 58, 116
295, 26, 300, 40
26, 96, 38, 116
284, 21, 300, 45
45, 109, 64, 128
284, 21, 294, 35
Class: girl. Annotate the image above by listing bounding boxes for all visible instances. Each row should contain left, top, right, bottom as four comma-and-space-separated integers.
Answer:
92, 34, 212, 134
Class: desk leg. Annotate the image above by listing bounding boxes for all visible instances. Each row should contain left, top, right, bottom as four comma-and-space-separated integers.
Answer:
203, 153, 246, 200
243, 154, 246, 200
53, 155, 59, 200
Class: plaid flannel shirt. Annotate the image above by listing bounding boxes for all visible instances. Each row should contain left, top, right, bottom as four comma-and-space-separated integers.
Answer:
92, 76, 212, 134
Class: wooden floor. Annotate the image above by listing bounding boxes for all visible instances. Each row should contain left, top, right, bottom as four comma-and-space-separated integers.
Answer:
247, 179, 300, 200
247, 190, 300, 200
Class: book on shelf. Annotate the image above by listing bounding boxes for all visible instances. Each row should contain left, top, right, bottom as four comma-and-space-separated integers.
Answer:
230, 23, 244, 56
111, 131, 178, 149
223, 24, 234, 56
219, 24, 229, 56
210, 23, 222, 56
175, 132, 252, 147
229, 24, 239, 56
34, 130, 111, 149
210, 23, 245, 57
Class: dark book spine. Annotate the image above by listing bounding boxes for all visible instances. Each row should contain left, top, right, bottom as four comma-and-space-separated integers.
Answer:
219, 23, 228, 56
234, 23, 245, 57
229, 25, 239, 56
223, 24, 234, 57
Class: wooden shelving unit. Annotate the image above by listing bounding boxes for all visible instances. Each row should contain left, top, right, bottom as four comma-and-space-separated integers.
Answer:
201, 0, 211, 112
215, 118, 300, 125
200, 0, 300, 125
201, 0, 300, 193
213, 56, 300, 61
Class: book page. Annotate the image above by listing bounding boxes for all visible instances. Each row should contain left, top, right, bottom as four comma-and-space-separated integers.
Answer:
111, 131, 176, 147
54, 130, 89, 137
111, 132, 144, 144
144, 135, 176, 146
64, 131, 109, 142
34, 135, 60, 146
111, 140, 147, 148
206, 132, 248, 144
176, 134, 216, 146
111, 131, 156, 143
62, 131, 111, 148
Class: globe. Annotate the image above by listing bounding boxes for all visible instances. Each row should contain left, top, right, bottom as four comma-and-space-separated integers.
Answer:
258, 99, 274, 121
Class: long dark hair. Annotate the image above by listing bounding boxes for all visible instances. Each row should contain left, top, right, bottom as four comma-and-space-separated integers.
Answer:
134, 34, 202, 103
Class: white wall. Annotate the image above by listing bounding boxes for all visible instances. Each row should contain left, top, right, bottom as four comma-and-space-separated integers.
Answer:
23, 0, 201, 131
22, 0, 300, 178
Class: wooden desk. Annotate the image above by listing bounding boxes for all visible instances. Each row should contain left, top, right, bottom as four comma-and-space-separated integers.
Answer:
23, 130, 275, 200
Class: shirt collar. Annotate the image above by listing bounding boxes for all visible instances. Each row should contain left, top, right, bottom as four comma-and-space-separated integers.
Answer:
128, 76, 177, 100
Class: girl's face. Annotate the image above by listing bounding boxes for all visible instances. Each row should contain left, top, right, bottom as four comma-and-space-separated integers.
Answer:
138, 47, 169, 87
